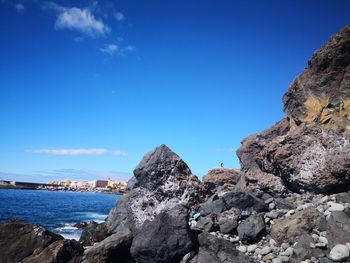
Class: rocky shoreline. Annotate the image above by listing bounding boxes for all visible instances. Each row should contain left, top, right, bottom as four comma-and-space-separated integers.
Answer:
1, 24, 350, 263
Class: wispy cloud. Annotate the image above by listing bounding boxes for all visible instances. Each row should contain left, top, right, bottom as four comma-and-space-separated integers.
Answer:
100, 43, 119, 55
26, 148, 127, 156
119, 45, 136, 56
114, 11, 125, 21
14, 3, 24, 12
43, 2, 110, 38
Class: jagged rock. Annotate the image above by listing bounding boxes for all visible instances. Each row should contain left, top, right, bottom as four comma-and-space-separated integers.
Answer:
189, 232, 252, 263
106, 144, 208, 235
271, 208, 322, 243
79, 221, 108, 246
82, 227, 134, 263
130, 205, 195, 263
217, 208, 240, 234
22, 239, 84, 263
237, 214, 266, 244
236, 25, 350, 194
193, 213, 218, 232
198, 190, 267, 217
327, 211, 350, 248
0, 220, 62, 263
202, 168, 242, 191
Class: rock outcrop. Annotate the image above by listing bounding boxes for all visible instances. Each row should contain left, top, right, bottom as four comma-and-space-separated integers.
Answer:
85, 144, 208, 262
202, 168, 243, 192
0, 220, 63, 263
237, 24, 350, 194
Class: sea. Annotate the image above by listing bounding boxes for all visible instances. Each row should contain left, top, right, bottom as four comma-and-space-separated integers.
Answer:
0, 189, 119, 240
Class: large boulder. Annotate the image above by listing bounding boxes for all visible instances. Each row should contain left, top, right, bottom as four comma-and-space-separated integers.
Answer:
82, 227, 134, 263
106, 145, 208, 235
327, 210, 350, 248
236, 24, 350, 194
130, 205, 195, 263
270, 208, 322, 243
22, 239, 84, 263
0, 220, 63, 263
237, 214, 266, 244
189, 232, 252, 263
202, 168, 242, 191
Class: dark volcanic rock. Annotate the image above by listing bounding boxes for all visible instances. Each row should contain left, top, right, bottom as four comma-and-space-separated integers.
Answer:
327, 210, 350, 248
237, 214, 266, 244
290, 234, 328, 262
22, 239, 84, 263
0, 220, 62, 263
83, 227, 134, 263
189, 232, 252, 263
193, 213, 218, 232
217, 208, 240, 234
106, 144, 208, 235
199, 190, 267, 217
130, 205, 195, 263
79, 221, 108, 246
236, 25, 350, 194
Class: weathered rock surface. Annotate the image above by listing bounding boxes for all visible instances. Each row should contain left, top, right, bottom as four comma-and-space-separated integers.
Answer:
130, 205, 195, 263
237, 214, 266, 244
22, 239, 84, 263
237, 25, 350, 194
189, 232, 252, 263
82, 227, 134, 263
327, 210, 350, 248
270, 208, 322, 243
202, 168, 242, 191
199, 190, 267, 217
0, 220, 63, 263
106, 144, 208, 235
79, 221, 108, 246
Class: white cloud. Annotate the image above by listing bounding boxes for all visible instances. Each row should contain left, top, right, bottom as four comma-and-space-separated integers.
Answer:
14, 3, 24, 12
26, 148, 127, 156
43, 2, 110, 38
114, 11, 125, 21
119, 45, 136, 56
100, 44, 119, 55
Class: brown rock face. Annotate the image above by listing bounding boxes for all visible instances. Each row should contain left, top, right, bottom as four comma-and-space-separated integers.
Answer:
237, 25, 350, 194
202, 168, 242, 191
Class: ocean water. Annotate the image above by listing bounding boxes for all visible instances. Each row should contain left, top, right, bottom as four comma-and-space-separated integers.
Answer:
0, 189, 119, 240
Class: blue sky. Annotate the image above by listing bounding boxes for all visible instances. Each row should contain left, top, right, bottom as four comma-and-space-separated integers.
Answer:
0, 0, 349, 183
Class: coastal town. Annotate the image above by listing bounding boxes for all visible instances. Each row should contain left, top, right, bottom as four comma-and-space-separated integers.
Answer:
0, 179, 127, 194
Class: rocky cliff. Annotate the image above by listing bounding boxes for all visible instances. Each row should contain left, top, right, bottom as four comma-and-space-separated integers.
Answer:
237, 25, 350, 194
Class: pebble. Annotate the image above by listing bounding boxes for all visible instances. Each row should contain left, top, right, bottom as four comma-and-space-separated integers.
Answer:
259, 246, 272, 256
280, 247, 294, 256
328, 202, 345, 212
238, 245, 247, 253
319, 236, 328, 244
269, 202, 276, 210
281, 243, 290, 250
270, 239, 277, 246
279, 255, 290, 262
247, 244, 258, 253
315, 242, 327, 249
265, 197, 274, 204
272, 258, 282, 263
329, 244, 350, 262
286, 210, 295, 217
229, 236, 239, 243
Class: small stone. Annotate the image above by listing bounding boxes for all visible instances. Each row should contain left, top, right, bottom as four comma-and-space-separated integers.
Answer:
329, 244, 350, 262
270, 239, 277, 246
315, 242, 327, 249
265, 198, 274, 204
319, 236, 328, 244
328, 202, 345, 212
238, 245, 247, 253
310, 242, 316, 248
229, 236, 239, 243
247, 244, 258, 253
286, 210, 295, 216
272, 258, 282, 263
311, 234, 319, 242
262, 253, 274, 261
281, 243, 289, 250
280, 247, 293, 256
346, 243, 350, 251
269, 202, 276, 210
279, 255, 290, 262
259, 246, 272, 255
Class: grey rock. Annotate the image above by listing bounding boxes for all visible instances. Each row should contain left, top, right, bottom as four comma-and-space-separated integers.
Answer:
130, 205, 195, 263
327, 211, 350, 248
237, 214, 266, 244
329, 244, 350, 262
217, 208, 240, 234
193, 214, 218, 233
